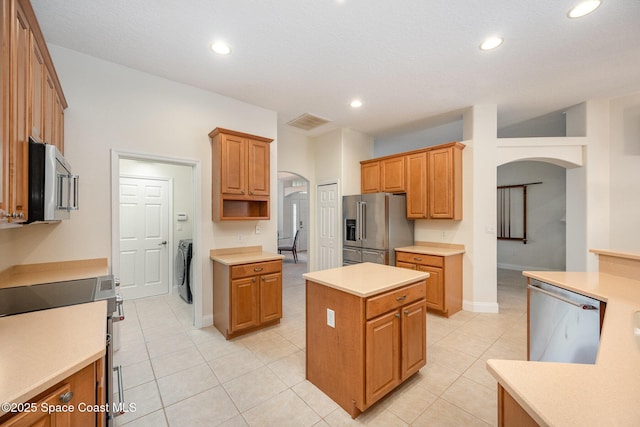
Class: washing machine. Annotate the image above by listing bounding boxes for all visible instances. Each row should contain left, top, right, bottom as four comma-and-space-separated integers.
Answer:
175, 239, 193, 304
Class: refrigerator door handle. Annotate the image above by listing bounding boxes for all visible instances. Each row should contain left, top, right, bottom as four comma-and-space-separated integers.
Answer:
361, 202, 367, 240
355, 202, 361, 241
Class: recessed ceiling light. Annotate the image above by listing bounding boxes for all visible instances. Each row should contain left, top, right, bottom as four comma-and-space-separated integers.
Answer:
480, 37, 503, 51
210, 42, 231, 55
568, 0, 602, 18
350, 99, 363, 108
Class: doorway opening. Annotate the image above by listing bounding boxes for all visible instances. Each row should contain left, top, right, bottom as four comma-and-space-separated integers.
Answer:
277, 172, 309, 276
496, 160, 567, 310
111, 150, 201, 327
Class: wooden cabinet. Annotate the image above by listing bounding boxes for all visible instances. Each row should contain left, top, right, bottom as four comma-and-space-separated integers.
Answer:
360, 155, 406, 194
0, 0, 67, 226
405, 151, 427, 219
0, 360, 101, 427
428, 144, 463, 219
306, 279, 427, 418
361, 142, 465, 220
497, 384, 539, 427
209, 127, 273, 220
396, 250, 463, 317
213, 259, 283, 339
360, 160, 380, 194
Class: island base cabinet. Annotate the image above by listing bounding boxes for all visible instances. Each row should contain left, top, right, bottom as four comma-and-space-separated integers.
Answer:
306, 279, 427, 419
497, 384, 540, 427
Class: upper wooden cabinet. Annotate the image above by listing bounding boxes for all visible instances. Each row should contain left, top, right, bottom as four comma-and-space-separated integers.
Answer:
0, 0, 67, 226
361, 156, 406, 194
209, 127, 273, 221
362, 142, 465, 220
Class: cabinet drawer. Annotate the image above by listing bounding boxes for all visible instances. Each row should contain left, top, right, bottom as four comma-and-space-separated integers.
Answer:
231, 260, 281, 279
396, 252, 443, 267
366, 281, 426, 320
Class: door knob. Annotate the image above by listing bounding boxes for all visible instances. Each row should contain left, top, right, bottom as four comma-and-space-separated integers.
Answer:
158, 241, 167, 246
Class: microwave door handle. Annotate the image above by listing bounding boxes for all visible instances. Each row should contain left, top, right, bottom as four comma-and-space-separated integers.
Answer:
57, 173, 66, 210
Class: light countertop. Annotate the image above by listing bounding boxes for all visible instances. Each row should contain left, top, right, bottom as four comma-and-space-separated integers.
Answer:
486, 271, 640, 426
0, 301, 107, 415
0, 258, 109, 289
209, 246, 284, 265
303, 262, 429, 297
395, 245, 465, 257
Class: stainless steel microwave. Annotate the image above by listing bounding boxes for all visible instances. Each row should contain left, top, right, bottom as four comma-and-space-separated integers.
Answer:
28, 138, 79, 223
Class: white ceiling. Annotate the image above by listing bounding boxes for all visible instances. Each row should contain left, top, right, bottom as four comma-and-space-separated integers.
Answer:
31, 0, 640, 138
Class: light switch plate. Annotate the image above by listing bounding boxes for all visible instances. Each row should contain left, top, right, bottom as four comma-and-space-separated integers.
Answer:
327, 308, 335, 328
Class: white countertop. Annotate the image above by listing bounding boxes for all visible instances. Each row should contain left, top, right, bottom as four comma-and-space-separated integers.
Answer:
0, 301, 107, 415
209, 246, 284, 266
303, 262, 429, 297
487, 271, 640, 426
395, 245, 465, 257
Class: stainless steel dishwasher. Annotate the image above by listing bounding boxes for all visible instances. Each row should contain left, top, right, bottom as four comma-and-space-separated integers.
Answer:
528, 279, 603, 364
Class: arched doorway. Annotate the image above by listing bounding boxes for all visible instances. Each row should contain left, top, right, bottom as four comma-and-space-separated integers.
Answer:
277, 172, 310, 270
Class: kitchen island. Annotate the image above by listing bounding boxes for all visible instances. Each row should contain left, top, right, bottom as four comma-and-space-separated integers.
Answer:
304, 262, 429, 418
487, 249, 640, 426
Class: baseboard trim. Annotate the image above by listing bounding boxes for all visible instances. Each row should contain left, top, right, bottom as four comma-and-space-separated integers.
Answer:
463, 300, 499, 313
498, 262, 557, 272
200, 314, 214, 328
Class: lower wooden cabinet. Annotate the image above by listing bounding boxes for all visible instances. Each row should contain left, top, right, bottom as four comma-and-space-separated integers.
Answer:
306, 279, 427, 418
396, 250, 463, 317
0, 360, 101, 427
213, 259, 283, 339
497, 384, 540, 427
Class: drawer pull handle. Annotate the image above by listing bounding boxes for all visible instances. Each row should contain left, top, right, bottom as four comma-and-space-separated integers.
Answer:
396, 295, 407, 302
413, 257, 422, 262
59, 391, 74, 403
404, 310, 409, 315
254, 267, 264, 272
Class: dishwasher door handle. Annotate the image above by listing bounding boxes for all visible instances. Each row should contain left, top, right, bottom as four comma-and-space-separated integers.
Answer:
528, 284, 598, 310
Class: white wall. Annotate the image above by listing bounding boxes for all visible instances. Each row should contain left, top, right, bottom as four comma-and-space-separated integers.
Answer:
341, 128, 374, 196
0, 46, 278, 327
374, 120, 463, 157
609, 92, 640, 251
497, 161, 566, 271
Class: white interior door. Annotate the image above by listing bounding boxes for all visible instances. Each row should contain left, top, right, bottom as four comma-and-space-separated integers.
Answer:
317, 183, 339, 270
119, 176, 170, 300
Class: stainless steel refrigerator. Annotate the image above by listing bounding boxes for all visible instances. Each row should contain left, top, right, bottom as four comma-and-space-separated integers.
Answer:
343, 193, 414, 266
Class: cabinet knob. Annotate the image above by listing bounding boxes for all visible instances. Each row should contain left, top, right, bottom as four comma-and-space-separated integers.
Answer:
252, 278, 256, 282
254, 267, 263, 272
250, 191, 254, 195
241, 190, 245, 195
59, 391, 74, 403
404, 310, 410, 315
395, 313, 401, 318
396, 295, 407, 302
413, 257, 422, 262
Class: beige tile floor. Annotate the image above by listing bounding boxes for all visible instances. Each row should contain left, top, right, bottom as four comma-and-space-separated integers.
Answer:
114, 259, 527, 427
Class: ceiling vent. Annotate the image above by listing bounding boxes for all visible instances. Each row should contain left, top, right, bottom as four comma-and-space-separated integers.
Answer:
286, 113, 331, 131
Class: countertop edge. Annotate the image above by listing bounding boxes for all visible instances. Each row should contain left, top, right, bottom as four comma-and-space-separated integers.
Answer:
304, 272, 430, 297
395, 246, 465, 256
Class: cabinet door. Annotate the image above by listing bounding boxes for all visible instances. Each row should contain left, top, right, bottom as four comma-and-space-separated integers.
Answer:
419, 265, 444, 311
247, 139, 269, 197
380, 156, 405, 193
401, 300, 427, 379
29, 34, 45, 142
52, 92, 64, 153
43, 68, 55, 146
9, 1, 30, 223
361, 161, 380, 194
428, 147, 459, 219
396, 261, 417, 270
0, 384, 72, 427
230, 277, 259, 332
0, 0, 7, 222
365, 310, 400, 405
220, 133, 246, 195
406, 152, 427, 219
259, 272, 282, 323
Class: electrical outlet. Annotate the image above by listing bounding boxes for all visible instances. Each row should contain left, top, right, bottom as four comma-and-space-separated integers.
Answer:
236, 234, 244, 242
441, 231, 447, 238
326, 308, 335, 328
255, 224, 261, 234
